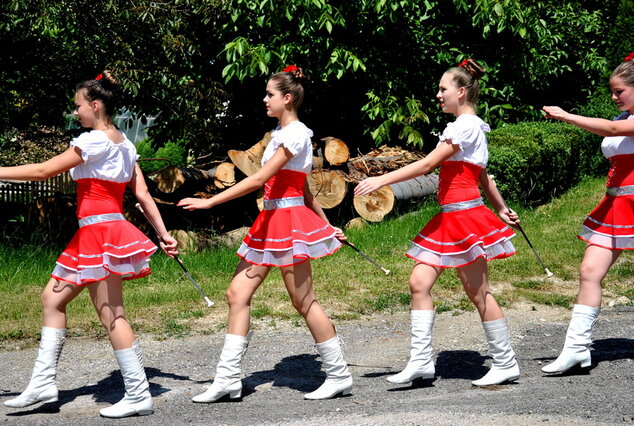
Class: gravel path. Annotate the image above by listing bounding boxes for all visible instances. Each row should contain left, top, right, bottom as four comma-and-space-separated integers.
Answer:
1, 304, 632, 425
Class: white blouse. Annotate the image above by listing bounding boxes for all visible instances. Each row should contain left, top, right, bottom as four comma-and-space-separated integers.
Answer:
438, 114, 490, 167
261, 121, 314, 174
69, 130, 138, 183
601, 113, 634, 159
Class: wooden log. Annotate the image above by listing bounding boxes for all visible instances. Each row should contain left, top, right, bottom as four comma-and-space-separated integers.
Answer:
321, 136, 350, 166
307, 169, 349, 209
390, 173, 438, 200
212, 162, 236, 189
168, 229, 200, 253
353, 186, 395, 222
154, 166, 212, 194
228, 132, 272, 176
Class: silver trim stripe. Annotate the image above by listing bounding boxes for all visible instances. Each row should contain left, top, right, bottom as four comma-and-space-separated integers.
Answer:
247, 225, 333, 243
606, 185, 634, 196
78, 213, 126, 228
585, 216, 634, 229
440, 198, 484, 213
263, 196, 304, 210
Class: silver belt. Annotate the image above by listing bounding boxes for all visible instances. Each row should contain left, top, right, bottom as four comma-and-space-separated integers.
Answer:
440, 198, 484, 213
78, 213, 126, 228
263, 196, 304, 210
606, 185, 634, 196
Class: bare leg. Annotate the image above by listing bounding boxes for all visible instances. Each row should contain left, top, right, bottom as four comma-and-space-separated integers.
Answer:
3, 278, 81, 409
457, 258, 504, 321
577, 244, 620, 307
281, 260, 334, 343
283, 260, 352, 400
541, 245, 619, 374
409, 262, 443, 310
41, 278, 85, 328
226, 260, 270, 336
192, 260, 268, 404
87, 275, 135, 350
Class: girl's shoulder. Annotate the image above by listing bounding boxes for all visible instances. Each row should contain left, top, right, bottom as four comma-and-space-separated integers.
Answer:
71, 130, 134, 160
455, 114, 489, 130
272, 120, 313, 139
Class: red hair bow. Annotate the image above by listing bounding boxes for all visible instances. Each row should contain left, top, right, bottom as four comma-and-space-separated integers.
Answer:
458, 59, 470, 68
95, 73, 103, 80
283, 65, 298, 73
624, 52, 634, 62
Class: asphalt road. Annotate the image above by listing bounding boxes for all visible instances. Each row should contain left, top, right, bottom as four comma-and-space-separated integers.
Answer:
1, 305, 632, 425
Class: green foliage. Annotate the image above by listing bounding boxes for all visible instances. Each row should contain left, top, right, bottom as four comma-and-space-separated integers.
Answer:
136, 138, 187, 174
487, 121, 586, 206
0, 0, 626, 156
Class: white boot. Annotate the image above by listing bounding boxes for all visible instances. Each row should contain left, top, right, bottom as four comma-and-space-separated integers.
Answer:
192, 333, 252, 403
542, 304, 600, 374
304, 336, 353, 400
4, 327, 66, 408
472, 318, 520, 386
387, 310, 435, 384
99, 341, 153, 418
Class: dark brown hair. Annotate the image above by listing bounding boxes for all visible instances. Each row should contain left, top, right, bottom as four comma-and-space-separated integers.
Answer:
76, 70, 120, 117
611, 59, 634, 88
446, 59, 486, 105
269, 66, 309, 109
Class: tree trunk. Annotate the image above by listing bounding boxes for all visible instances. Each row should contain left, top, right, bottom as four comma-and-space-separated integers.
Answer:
390, 173, 438, 200
307, 169, 349, 209
228, 132, 272, 176
353, 186, 395, 222
211, 162, 236, 188
321, 136, 350, 166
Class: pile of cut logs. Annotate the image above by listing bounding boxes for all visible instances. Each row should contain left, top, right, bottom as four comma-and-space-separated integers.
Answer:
144, 132, 438, 228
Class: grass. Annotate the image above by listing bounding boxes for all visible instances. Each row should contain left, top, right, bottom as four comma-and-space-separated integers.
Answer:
0, 176, 632, 345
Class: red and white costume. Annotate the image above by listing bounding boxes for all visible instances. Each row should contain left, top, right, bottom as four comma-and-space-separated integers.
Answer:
579, 112, 634, 249
236, 121, 341, 266
406, 114, 516, 268
51, 130, 157, 285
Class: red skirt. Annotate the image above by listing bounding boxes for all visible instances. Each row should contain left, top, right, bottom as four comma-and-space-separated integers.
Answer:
237, 203, 341, 267
578, 193, 634, 250
406, 203, 516, 268
51, 217, 157, 285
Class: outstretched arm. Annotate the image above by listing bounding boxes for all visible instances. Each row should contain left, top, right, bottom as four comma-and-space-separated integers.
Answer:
129, 163, 179, 257
0, 147, 84, 181
354, 141, 458, 196
543, 106, 634, 137
479, 170, 519, 227
178, 146, 292, 211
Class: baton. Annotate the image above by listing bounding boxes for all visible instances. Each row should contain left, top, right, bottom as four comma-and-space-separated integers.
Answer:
343, 240, 391, 275
515, 222, 554, 278
135, 203, 214, 307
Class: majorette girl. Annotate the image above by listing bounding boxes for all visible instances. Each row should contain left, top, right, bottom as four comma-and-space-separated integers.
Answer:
2, 71, 178, 418
541, 52, 634, 374
355, 59, 521, 387
178, 65, 352, 401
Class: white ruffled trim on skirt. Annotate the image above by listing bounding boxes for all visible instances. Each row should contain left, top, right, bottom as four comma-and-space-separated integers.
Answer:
406, 237, 515, 268
51, 252, 153, 284
579, 226, 634, 250
237, 238, 341, 266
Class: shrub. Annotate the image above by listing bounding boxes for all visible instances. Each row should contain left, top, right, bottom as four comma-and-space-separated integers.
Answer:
136, 138, 187, 174
488, 121, 585, 206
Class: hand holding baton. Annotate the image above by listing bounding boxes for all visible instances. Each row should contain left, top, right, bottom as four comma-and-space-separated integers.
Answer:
343, 240, 391, 275
135, 203, 214, 307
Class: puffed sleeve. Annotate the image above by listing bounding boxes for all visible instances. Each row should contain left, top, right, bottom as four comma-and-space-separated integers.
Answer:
273, 123, 312, 156
439, 116, 489, 149
69, 131, 108, 164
